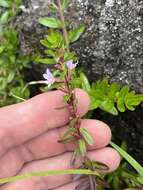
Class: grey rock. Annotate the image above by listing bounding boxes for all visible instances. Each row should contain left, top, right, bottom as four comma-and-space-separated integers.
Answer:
17, 0, 143, 93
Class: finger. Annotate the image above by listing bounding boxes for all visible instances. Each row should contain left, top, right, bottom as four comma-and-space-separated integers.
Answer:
63, 119, 112, 151
1, 181, 79, 190
53, 181, 79, 190
0, 120, 111, 178
24, 119, 111, 160
0, 89, 90, 156
2, 148, 120, 190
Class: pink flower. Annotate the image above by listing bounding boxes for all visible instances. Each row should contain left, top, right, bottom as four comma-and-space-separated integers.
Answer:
43, 68, 55, 87
66, 60, 78, 70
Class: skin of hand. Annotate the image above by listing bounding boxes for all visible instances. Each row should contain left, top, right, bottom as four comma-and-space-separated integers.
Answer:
0, 89, 120, 190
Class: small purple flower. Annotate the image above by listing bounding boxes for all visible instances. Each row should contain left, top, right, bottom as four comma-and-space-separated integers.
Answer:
66, 60, 78, 70
43, 68, 55, 87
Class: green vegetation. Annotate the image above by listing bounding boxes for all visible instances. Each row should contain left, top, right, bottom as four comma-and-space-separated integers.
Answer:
0, 0, 30, 106
0, 0, 143, 189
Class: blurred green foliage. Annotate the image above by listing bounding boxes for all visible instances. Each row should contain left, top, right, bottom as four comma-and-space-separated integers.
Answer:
108, 141, 143, 190
71, 70, 143, 116
0, 0, 31, 106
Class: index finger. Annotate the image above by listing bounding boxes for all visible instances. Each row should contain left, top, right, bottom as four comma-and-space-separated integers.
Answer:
0, 89, 90, 157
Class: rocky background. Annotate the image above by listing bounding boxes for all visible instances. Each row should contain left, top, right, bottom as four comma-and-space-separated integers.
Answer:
17, 0, 143, 164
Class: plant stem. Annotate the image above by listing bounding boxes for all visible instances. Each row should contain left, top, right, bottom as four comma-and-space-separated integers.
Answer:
57, 0, 70, 52
56, 3, 94, 181
56, 0, 81, 136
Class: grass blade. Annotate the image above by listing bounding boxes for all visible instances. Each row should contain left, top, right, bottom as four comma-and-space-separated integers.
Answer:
110, 141, 143, 177
0, 169, 100, 184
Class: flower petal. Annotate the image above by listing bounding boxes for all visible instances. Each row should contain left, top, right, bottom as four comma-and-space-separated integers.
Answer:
43, 68, 55, 86
66, 59, 78, 70
43, 73, 49, 80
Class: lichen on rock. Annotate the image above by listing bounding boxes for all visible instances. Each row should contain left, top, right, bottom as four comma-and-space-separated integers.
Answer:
18, 0, 143, 93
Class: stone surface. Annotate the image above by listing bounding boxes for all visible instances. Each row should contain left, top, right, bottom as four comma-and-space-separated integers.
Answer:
17, 0, 143, 163
18, 0, 143, 92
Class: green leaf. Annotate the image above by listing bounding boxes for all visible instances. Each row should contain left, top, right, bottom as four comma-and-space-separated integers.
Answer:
0, 77, 7, 90
117, 86, 129, 112
88, 78, 143, 114
35, 57, 56, 65
64, 51, 76, 61
0, 46, 5, 53
0, 169, 100, 184
60, 129, 72, 140
59, 136, 75, 144
91, 161, 109, 170
69, 118, 78, 128
113, 176, 120, 190
40, 39, 52, 48
117, 98, 126, 112
0, 11, 9, 24
11, 87, 30, 100
80, 128, 94, 146
120, 141, 128, 151
63, 94, 70, 103
47, 31, 63, 48
10, 93, 26, 102
61, 0, 70, 9
39, 17, 62, 28
137, 176, 143, 185
95, 78, 109, 93
80, 73, 91, 92
90, 99, 100, 110
78, 139, 87, 156
125, 94, 143, 107
49, 3, 58, 12
100, 100, 118, 115
110, 141, 143, 177
44, 49, 55, 57
7, 71, 15, 83
69, 25, 85, 43
108, 82, 120, 100
120, 86, 129, 97
0, 0, 11, 7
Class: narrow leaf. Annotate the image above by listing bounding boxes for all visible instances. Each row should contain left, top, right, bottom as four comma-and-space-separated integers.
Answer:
0, 11, 9, 24
58, 136, 75, 144
117, 98, 126, 112
49, 3, 58, 12
7, 71, 15, 83
80, 128, 94, 146
78, 139, 87, 156
35, 57, 56, 64
10, 92, 26, 102
69, 25, 85, 43
137, 177, 143, 185
92, 161, 109, 170
90, 98, 100, 110
0, 46, 5, 53
0, 0, 11, 7
110, 141, 143, 177
100, 100, 118, 115
39, 17, 62, 28
0, 169, 100, 184
61, 0, 70, 9
80, 73, 91, 92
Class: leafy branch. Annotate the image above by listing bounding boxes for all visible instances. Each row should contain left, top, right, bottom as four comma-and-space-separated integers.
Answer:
73, 72, 143, 116
37, 1, 108, 189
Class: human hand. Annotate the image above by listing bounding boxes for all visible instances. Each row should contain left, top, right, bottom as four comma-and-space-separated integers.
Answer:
0, 89, 120, 190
